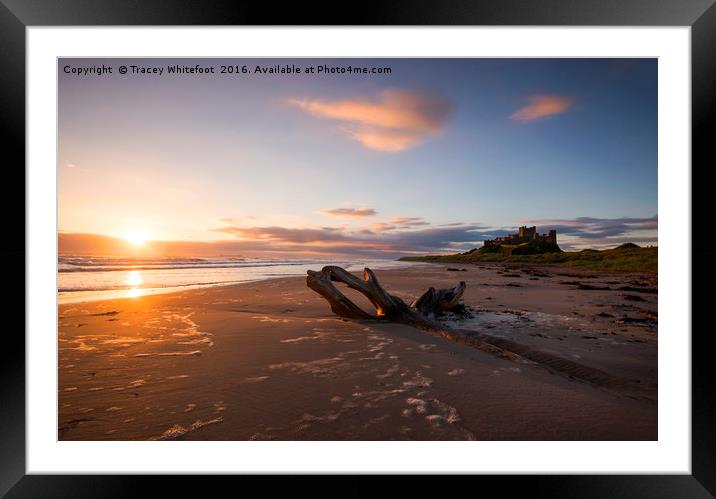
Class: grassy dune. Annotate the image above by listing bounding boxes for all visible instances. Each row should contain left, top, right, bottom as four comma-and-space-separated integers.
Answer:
400, 243, 657, 272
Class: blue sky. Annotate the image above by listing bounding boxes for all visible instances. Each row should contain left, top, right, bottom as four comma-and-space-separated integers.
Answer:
58, 58, 657, 256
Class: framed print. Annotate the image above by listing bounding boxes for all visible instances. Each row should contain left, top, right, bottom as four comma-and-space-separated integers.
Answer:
5, 0, 715, 495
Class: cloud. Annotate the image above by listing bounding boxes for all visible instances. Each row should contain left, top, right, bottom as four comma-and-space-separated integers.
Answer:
527, 215, 657, 239
61, 214, 657, 259
216, 226, 350, 244
388, 217, 429, 227
212, 215, 657, 258
509, 95, 574, 123
525, 215, 657, 249
345, 129, 423, 153
288, 89, 453, 152
370, 217, 430, 232
212, 222, 488, 257
322, 207, 377, 219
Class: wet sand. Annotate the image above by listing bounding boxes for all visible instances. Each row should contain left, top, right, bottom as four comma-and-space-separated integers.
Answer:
58, 263, 657, 440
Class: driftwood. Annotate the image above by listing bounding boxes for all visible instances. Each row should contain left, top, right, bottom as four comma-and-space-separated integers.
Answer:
306, 266, 445, 328
305, 266, 653, 399
411, 281, 466, 315
305, 266, 465, 329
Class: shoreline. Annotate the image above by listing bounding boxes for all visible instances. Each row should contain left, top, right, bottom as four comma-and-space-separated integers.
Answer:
59, 278, 273, 305
59, 263, 657, 440
58, 259, 654, 305
58, 261, 431, 305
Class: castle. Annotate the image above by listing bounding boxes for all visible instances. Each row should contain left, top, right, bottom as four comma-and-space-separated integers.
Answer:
483, 226, 557, 247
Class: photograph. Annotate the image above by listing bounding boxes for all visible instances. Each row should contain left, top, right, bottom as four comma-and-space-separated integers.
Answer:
57, 57, 658, 441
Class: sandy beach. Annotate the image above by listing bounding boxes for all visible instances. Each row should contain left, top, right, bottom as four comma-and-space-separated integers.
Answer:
58, 263, 657, 441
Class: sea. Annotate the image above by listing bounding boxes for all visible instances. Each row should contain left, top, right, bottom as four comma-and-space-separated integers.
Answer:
58, 255, 424, 304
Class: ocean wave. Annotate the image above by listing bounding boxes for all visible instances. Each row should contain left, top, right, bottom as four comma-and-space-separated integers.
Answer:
58, 261, 323, 273
58, 279, 241, 292
58, 256, 338, 273
57, 257, 426, 303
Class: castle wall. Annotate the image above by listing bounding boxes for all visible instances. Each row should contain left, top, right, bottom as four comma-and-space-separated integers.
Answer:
484, 226, 557, 247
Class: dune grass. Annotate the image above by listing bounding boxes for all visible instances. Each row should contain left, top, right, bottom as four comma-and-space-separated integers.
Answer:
400, 243, 657, 272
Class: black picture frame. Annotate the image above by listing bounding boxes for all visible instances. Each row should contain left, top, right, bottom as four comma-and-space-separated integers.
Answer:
3, 0, 714, 495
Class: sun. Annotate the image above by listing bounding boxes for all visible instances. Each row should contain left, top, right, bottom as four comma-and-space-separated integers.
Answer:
124, 230, 148, 247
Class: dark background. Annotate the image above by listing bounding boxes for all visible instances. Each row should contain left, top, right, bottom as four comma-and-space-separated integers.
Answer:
2, 0, 714, 496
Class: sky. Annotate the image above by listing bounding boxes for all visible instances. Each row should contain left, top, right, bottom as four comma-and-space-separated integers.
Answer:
58, 58, 658, 257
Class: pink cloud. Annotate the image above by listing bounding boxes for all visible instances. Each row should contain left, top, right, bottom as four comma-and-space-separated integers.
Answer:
371, 217, 429, 233
322, 207, 377, 218
288, 89, 453, 152
509, 95, 574, 123
388, 216, 429, 227
346, 129, 422, 153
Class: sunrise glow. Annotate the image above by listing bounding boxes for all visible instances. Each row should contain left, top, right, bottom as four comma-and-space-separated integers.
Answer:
124, 230, 148, 247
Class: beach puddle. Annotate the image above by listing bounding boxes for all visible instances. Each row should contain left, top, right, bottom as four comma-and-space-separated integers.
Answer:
280, 328, 355, 344
240, 375, 270, 384
376, 365, 400, 379
446, 310, 597, 334
134, 350, 202, 357
269, 356, 346, 377
252, 315, 290, 323
402, 376, 433, 389
151, 417, 224, 440
401, 396, 469, 435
